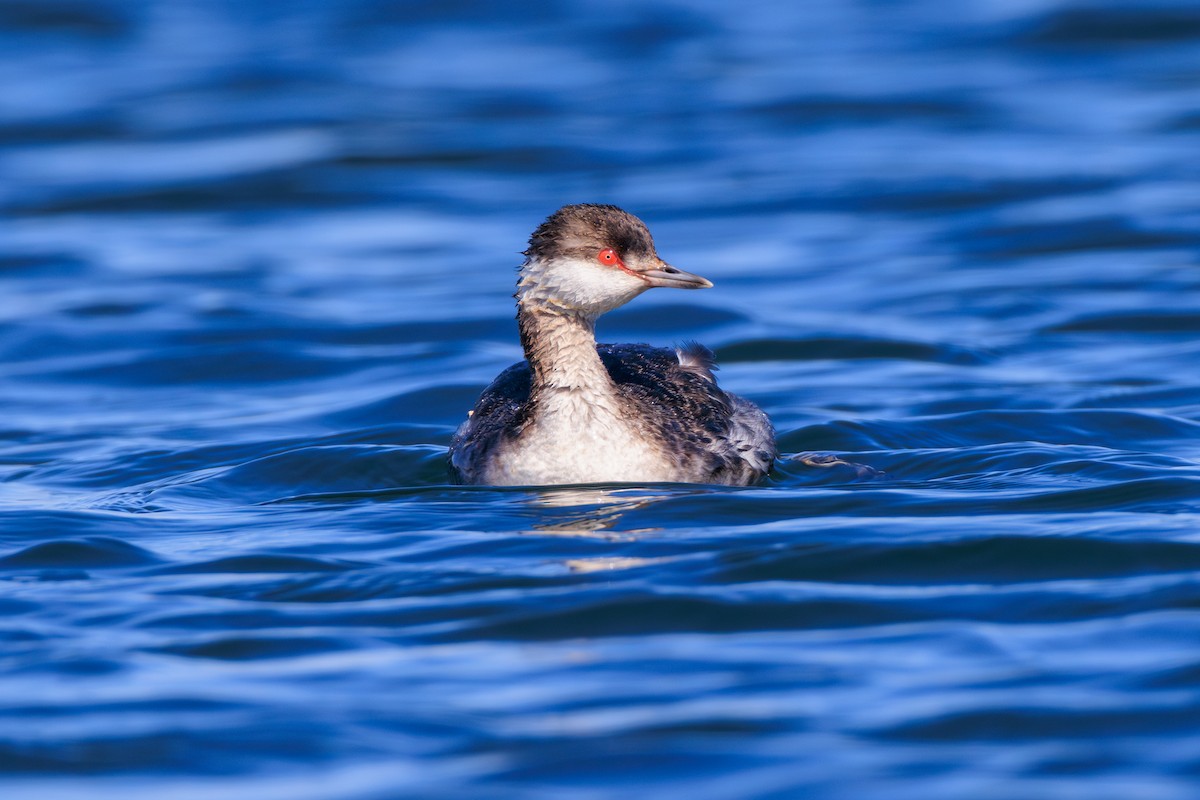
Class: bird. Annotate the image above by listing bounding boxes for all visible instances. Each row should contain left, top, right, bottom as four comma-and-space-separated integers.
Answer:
449, 204, 776, 486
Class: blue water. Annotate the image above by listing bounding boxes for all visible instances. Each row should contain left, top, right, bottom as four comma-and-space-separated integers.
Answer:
3, 1, 1200, 797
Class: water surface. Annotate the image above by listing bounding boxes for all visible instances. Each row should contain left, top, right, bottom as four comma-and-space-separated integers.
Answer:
3, 1, 1200, 797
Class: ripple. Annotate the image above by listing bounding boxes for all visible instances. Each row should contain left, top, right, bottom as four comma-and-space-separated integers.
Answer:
960, 217, 1197, 259
883, 700, 1200, 742
0, 537, 160, 569
786, 409, 1200, 452
138, 444, 449, 508
156, 634, 359, 661
849, 176, 1118, 213
0, 1, 129, 38
43, 345, 351, 386
750, 94, 984, 126
149, 554, 369, 576
1018, 6, 1200, 47
1045, 312, 1200, 334
710, 535, 1200, 585
717, 336, 987, 365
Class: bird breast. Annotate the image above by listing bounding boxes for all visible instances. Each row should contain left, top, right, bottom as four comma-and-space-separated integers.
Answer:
482, 386, 677, 485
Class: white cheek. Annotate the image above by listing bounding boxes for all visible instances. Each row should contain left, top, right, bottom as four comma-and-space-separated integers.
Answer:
551, 260, 645, 311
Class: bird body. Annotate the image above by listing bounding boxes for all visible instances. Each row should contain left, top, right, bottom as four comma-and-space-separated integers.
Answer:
449, 204, 775, 486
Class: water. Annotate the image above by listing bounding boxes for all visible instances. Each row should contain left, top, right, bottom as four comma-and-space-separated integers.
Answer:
2, 0, 1200, 797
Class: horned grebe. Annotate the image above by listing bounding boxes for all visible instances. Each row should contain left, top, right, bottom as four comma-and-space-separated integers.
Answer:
449, 204, 776, 486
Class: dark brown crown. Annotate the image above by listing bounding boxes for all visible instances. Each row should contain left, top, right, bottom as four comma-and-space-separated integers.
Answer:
524, 204, 656, 263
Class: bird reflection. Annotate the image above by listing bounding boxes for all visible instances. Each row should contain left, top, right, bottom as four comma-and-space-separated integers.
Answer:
521, 486, 672, 536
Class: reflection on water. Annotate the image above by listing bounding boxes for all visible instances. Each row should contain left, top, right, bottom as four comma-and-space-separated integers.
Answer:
526, 487, 673, 534
565, 555, 676, 573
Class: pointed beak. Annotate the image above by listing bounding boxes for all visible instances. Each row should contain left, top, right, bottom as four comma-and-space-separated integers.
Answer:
638, 259, 713, 290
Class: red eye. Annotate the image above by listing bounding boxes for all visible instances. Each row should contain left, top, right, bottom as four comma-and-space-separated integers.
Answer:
597, 248, 619, 266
